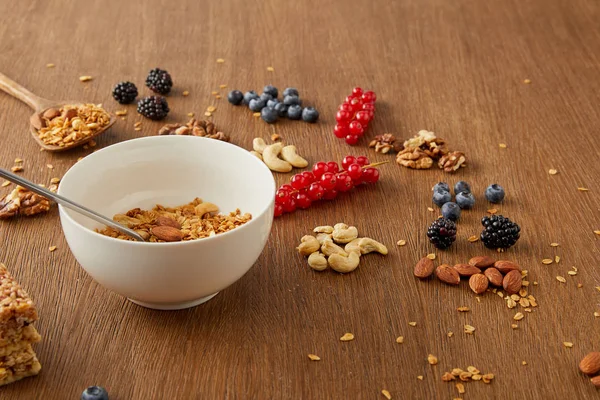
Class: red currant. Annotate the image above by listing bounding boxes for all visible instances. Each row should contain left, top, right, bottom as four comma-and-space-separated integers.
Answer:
347, 163, 363, 181
355, 111, 370, 124
301, 171, 316, 183
323, 189, 338, 200
362, 91, 376, 103
345, 95, 354, 103
307, 182, 325, 200
366, 110, 375, 120
352, 87, 363, 97
362, 102, 375, 112
334, 123, 349, 138
335, 173, 354, 192
312, 161, 328, 178
356, 156, 370, 166
280, 184, 293, 192
326, 161, 340, 173
294, 192, 312, 209
345, 134, 359, 145
341, 156, 357, 170
291, 174, 309, 190
362, 167, 380, 183
274, 203, 284, 217
275, 189, 291, 205
320, 172, 337, 190
338, 103, 353, 112
282, 197, 296, 212
349, 97, 363, 112
349, 121, 364, 135
335, 110, 352, 122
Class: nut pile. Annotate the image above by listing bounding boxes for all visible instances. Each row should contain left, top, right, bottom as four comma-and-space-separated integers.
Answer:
579, 352, 600, 388
396, 130, 466, 172
297, 223, 387, 274
32, 104, 110, 147
97, 198, 251, 242
369, 133, 402, 154
158, 118, 229, 141
250, 138, 307, 172
0, 187, 51, 220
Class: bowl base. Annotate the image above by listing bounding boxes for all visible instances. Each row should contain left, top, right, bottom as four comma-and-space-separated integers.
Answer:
128, 292, 219, 310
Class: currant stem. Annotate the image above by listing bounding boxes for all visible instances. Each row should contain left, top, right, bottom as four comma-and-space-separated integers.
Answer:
364, 161, 389, 168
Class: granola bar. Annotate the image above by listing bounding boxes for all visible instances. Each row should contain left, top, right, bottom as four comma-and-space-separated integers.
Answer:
0, 345, 41, 386
0, 325, 41, 357
0, 263, 38, 330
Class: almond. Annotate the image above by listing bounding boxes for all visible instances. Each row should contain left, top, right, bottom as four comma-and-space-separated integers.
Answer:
156, 216, 181, 229
579, 352, 600, 375
42, 107, 61, 120
591, 375, 600, 388
484, 267, 504, 287
30, 113, 45, 130
63, 108, 78, 120
468, 256, 495, 268
453, 264, 481, 277
502, 269, 522, 294
151, 225, 183, 242
435, 264, 460, 285
494, 260, 521, 274
469, 274, 489, 294
414, 257, 435, 279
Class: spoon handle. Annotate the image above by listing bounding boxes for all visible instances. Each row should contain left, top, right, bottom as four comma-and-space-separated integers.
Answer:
0, 168, 146, 242
0, 71, 53, 111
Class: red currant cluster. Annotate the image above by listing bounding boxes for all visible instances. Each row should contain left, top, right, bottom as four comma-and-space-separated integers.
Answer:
274, 156, 382, 217
334, 87, 377, 146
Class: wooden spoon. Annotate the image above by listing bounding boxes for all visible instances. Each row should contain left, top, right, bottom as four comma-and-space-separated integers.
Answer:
0, 71, 115, 152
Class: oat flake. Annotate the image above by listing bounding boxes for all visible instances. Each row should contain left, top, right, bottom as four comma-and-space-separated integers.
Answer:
513, 312, 524, 321
456, 383, 465, 394
464, 325, 475, 334
556, 276, 566, 283
381, 389, 392, 399
49, 246, 57, 252
216, 58, 225, 63
427, 354, 438, 365
550, 242, 559, 247
541, 259, 553, 265
555, 255, 560, 263
1, 181, 10, 187
563, 342, 573, 348
340, 333, 354, 341
182, 90, 190, 96
396, 336, 404, 344
409, 322, 417, 327
397, 240, 406, 246
307, 354, 320, 361
46, 63, 55, 68
426, 253, 436, 260
79, 76, 92, 82
467, 235, 479, 242
417, 376, 423, 380
548, 168, 558, 175
267, 66, 275, 72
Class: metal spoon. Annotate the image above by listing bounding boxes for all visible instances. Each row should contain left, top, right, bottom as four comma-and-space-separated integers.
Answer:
0, 71, 115, 152
0, 168, 146, 242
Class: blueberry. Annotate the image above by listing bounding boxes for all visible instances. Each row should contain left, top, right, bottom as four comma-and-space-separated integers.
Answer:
274, 103, 288, 117
441, 202, 461, 221
301, 107, 319, 123
227, 90, 244, 105
454, 181, 471, 195
261, 107, 278, 124
433, 188, 452, 207
260, 93, 273, 102
283, 95, 302, 106
263, 85, 278, 98
456, 191, 475, 209
81, 386, 109, 400
249, 98, 266, 112
267, 99, 280, 108
485, 184, 505, 203
283, 87, 299, 97
287, 104, 302, 120
433, 182, 450, 193
243, 90, 259, 105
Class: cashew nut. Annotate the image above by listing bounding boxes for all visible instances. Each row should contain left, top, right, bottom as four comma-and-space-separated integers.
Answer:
316, 233, 332, 245
321, 238, 348, 257
358, 237, 388, 255
328, 251, 361, 273
307, 252, 328, 271
250, 150, 263, 161
297, 235, 320, 256
332, 223, 359, 244
313, 225, 334, 234
263, 143, 293, 173
252, 137, 267, 153
195, 202, 219, 217
281, 145, 308, 168
344, 238, 361, 254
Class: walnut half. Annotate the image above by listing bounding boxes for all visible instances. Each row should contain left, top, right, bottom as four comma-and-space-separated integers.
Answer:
0, 187, 51, 219
438, 151, 466, 172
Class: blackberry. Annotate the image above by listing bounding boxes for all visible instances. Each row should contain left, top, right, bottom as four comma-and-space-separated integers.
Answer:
145, 68, 173, 95
137, 96, 169, 120
112, 81, 138, 104
427, 217, 457, 250
480, 215, 520, 250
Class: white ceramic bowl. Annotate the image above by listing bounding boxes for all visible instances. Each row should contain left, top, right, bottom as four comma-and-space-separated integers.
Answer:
58, 136, 275, 310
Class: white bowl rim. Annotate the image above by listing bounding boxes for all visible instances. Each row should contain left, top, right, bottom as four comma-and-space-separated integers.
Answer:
58, 135, 276, 247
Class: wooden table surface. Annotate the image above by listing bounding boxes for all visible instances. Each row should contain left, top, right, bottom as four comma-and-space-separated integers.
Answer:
1, 0, 599, 398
